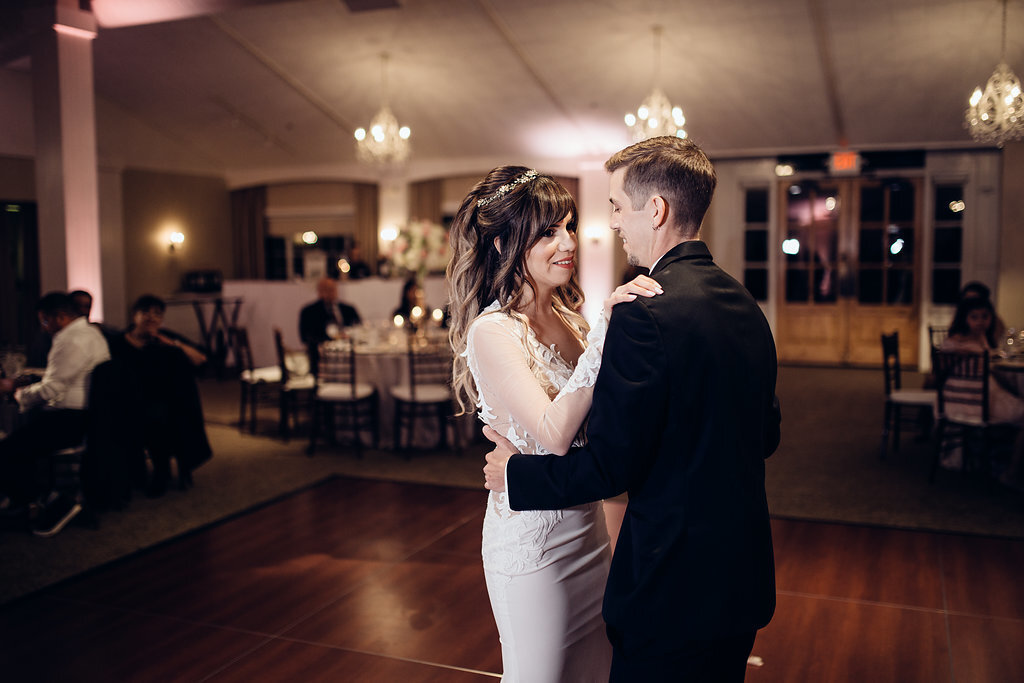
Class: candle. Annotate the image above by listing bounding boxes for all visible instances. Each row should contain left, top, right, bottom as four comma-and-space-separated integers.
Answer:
394, 314, 405, 328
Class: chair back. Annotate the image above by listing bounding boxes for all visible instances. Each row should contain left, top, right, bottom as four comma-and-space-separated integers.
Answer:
881, 331, 902, 395
231, 327, 255, 374
273, 328, 310, 381
929, 325, 949, 350
406, 337, 452, 401
933, 349, 990, 424
318, 340, 359, 399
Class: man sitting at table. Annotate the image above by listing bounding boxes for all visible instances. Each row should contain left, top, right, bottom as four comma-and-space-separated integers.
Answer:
299, 277, 362, 374
0, 292, 110, 533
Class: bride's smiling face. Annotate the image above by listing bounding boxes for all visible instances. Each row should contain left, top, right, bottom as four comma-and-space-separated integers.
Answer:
524, 213, 577, 293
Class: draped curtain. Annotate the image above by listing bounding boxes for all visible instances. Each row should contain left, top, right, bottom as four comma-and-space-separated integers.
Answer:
353, 182, 380, 268
409, 178, 443, 224
230, 186, 267, 279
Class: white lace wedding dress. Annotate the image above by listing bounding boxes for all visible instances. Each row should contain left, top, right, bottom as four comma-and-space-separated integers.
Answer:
465, 302, 612, 682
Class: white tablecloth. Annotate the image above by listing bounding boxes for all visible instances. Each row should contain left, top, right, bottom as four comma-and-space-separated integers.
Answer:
993, 358, 1024, 397
222, 277, 448, 369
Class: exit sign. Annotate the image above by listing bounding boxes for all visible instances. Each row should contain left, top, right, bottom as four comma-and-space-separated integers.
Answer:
829, 150, 861, 176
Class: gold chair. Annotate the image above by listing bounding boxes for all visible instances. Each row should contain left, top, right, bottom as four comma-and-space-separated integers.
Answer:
880, 332, 936, 457
307, 339, 378, 457
273, 328, 315, 440
231, 327, 281, 434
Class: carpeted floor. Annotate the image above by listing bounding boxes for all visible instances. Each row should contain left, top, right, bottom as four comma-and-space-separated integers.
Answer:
2, 365, 1022, 606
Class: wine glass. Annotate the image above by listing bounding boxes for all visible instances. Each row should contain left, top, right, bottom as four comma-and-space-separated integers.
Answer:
1, 349, 25, 378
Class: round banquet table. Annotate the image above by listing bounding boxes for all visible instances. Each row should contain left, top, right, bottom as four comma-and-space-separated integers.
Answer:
992, 357, 1024, 397
346, 326, 459, 449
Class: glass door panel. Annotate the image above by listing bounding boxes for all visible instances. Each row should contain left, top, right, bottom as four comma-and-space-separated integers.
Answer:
776, 177, 921, 366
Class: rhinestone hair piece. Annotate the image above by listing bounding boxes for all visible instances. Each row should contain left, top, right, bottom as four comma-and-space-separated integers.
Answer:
476, 169, 539, 208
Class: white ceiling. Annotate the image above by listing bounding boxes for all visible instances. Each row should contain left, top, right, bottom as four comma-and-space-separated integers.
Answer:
5, 0, 1024, 177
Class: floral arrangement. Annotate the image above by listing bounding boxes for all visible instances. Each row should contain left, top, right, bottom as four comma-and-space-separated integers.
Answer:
384, 219, 451, 278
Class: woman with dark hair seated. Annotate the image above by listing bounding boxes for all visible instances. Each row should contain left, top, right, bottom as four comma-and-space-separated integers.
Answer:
940, 296, 1024, 487
108, 295, 212, 497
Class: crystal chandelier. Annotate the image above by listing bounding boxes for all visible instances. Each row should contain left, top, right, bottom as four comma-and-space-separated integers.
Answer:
965, 0, 1024, 146
625, 26, 687, 141
354, 53, 411, 164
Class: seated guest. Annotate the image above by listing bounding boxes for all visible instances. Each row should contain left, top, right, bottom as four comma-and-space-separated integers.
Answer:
939, 296, 1024, 486
69, 289, 119, 343
393, 277, 425, 320
959, 280, 1007, 343
108, 295, 212, 497
299, 277, 361, 374
0, 292, 110, 534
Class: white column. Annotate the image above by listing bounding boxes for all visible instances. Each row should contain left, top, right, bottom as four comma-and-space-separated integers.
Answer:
576, 163, 615, 326
378, 178, 409, 265
30, 3, 103, 319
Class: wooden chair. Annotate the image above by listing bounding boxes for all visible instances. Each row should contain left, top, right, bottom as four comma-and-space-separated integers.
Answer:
307, 339, 378, 457
391, 336, 458, 454
881, 332, 936, 457
231, 327, 281, 434
273, 328, 315, 440
930, 349, 1019, 481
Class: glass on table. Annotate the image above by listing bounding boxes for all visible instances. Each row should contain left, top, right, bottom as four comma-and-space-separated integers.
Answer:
1, 349, 26, 379
1002, 328, 1022, 358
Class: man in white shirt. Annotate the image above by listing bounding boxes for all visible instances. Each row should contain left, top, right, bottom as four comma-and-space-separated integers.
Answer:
0, 292, 110, 531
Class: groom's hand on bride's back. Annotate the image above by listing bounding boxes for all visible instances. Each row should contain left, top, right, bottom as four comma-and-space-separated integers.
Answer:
483, 426, 518, 492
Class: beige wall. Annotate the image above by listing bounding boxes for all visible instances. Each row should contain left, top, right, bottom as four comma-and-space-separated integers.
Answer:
121, 169, 232, 311
998, 142, 1024, 329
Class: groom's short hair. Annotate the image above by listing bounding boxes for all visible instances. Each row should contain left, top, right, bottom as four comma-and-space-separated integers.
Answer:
605, 136, 717, 239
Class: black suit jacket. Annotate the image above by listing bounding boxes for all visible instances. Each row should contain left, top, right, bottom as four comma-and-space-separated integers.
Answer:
299, 300, 361, 345
507, 240, 780, 656
299, 300, 361, 374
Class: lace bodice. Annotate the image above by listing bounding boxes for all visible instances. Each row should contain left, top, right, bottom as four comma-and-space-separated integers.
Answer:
467, 302, 610, 576
464, 301, 609, 457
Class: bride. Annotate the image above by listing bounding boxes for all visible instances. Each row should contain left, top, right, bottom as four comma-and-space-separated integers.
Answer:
447, 166, 661, 681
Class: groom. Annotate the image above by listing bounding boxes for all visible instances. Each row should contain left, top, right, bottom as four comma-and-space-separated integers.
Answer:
483, 136, 781, 681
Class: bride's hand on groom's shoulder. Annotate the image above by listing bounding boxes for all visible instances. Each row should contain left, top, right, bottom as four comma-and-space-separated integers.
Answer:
482, 426, 517, 492
603, 275, 663, 317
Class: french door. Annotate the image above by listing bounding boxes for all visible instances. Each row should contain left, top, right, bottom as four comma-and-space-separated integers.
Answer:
775, 177, 921, 366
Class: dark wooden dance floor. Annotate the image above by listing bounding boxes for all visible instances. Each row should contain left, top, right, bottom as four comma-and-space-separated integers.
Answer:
1, 476, 1022, 682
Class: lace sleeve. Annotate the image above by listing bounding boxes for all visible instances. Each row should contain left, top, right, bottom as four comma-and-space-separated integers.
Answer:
559, 309, 608, 398
467, 312, 608, 455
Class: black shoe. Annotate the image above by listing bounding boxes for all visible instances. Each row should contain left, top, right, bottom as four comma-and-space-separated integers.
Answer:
31, 494, 82, 537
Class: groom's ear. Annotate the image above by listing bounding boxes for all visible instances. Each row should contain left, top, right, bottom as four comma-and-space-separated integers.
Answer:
651, 195, 669, 229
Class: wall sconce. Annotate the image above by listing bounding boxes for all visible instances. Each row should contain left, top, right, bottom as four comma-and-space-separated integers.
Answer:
168, 231, 185, 252
583, 225, 605, 244
300, 230, 318, 245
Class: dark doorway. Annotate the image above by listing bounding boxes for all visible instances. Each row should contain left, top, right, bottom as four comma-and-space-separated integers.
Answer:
0, 201, 40, 349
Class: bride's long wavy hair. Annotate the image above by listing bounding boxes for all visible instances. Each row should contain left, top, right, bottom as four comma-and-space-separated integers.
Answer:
447, 166, 588, 415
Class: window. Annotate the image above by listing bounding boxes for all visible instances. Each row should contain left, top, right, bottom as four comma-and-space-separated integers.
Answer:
857, 179, 915, 306
932, 184, 964, 304
743, 188, 769, 301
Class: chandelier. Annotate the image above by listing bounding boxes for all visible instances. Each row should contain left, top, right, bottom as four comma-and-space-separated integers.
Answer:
354, 53, 411, 164
965, 0, 1024, 146
625, 26, 687, 141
